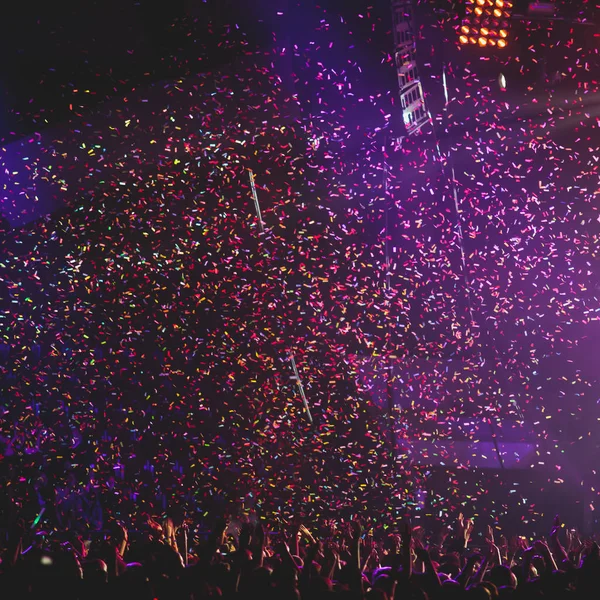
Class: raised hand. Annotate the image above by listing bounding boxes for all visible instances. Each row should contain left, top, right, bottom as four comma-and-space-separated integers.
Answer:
399, 519, 412, 543
412, 525, 425, 549
276, 537, 292, 558
485, 525, 495, 546
324, 519, 337, 539
488, 542, 502, 565
255, 521, 265, 545
239, 522, 253, 551
299, 524, 316, 545
362, 530, 375, 556
324, 542, 341, 579
350, 519, 363, 543
533, 539, 558, 572
458, 515, 474, 548
550, 514, 561, 540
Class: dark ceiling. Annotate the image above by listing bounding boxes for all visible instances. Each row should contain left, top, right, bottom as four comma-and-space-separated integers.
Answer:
0, 0, 296, 141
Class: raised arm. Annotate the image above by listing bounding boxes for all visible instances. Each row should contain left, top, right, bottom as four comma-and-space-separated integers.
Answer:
400, 520, 413, 581
201, 516, 228, 566
549, 515, 569, 565
534, 540, 558, 574
415, 547, 442, 590
348, 520, 365, 597
254, 521, 266, 568
457, 554, 479, 588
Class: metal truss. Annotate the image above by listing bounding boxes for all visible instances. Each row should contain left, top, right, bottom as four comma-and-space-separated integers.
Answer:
391, 0, 429, 135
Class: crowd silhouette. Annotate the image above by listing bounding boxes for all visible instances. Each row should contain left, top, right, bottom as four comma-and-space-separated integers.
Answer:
1, 506, 598, 599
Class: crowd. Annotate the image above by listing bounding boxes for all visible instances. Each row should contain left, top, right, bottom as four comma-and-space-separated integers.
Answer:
2, 506, 599, 599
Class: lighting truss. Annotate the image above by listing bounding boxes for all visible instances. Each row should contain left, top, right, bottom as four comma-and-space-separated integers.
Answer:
392, 0, 429, 136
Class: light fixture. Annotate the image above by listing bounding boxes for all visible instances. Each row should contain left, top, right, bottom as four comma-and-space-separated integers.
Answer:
459, 0, 511, 48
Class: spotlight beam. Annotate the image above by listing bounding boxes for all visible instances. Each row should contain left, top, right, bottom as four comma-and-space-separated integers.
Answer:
289, 352, 313, 425
249, 169, 265, 233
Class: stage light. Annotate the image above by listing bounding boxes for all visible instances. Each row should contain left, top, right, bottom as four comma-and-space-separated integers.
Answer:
497, 38, 507, 47
459, 0, 511, 49
460, 35, 469, 44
